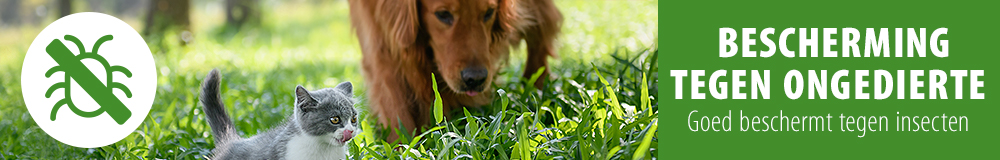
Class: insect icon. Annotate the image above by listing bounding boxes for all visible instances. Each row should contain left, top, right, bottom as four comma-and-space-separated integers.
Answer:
44, 34, 133, 125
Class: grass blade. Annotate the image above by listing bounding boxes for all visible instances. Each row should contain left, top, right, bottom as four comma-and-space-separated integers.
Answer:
526, 66, 546, 90
641, 73, 650, 117
432, 73, 444, 124
632, 120, 657, 160
592, 64, 624, 119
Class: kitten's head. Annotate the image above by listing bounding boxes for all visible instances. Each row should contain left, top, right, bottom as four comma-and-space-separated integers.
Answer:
292, 82, 360, 146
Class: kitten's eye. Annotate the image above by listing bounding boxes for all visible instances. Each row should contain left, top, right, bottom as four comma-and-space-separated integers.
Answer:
435, 11, 454, 25
330, 117, 340, 124
483, 8, 495, 22
351, 117, 357, 123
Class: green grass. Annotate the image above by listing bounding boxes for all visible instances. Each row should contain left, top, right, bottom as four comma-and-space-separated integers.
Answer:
0, 0, 657, 159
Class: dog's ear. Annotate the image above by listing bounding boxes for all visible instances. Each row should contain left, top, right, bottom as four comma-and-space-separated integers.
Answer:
376, 0, 420, 49
493, 0, 521, 40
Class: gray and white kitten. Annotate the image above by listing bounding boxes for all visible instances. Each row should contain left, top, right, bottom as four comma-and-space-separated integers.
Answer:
200, 69, 360, 160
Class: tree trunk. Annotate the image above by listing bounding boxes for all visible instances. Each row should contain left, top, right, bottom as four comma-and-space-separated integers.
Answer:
0, 0, 21, 25
59, 0, 72, 17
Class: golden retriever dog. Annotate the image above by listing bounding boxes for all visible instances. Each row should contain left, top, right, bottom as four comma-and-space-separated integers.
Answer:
348, 0, 562, 142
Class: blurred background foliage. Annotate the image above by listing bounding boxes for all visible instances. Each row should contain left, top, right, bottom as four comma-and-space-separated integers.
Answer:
0, 0, 657, 159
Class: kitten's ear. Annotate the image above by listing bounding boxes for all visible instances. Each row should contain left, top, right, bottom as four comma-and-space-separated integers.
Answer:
335, 82, 353, 95
295, 85, 316, 106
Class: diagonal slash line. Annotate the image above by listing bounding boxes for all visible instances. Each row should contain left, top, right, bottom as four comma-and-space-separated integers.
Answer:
46, 39, 131, 125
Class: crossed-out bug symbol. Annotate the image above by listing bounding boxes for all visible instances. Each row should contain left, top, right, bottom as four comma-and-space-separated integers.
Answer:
44, 34, 132, 125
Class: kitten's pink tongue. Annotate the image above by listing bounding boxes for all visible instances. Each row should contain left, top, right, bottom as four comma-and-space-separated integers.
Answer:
466, 91, 479, 96
342, 130, 354, 142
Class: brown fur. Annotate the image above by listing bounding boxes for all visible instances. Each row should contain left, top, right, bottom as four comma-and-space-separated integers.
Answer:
348, 0, 562, 142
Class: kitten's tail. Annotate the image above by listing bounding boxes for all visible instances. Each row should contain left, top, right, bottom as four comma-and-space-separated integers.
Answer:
201, 69, 239, 146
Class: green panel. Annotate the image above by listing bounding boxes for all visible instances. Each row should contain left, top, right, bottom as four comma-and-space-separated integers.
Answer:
661, 0, 998, 158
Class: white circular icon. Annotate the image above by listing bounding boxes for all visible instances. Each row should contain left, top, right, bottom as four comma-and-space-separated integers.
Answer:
21, 12, 156, 148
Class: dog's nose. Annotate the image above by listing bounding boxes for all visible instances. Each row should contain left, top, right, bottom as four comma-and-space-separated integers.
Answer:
461, 67, 488, 89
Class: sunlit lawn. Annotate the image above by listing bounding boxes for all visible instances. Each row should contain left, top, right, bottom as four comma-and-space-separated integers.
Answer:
0, 0, 657, 159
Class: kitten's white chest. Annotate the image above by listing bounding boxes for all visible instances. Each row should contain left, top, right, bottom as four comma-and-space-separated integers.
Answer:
285, 134, 348, 160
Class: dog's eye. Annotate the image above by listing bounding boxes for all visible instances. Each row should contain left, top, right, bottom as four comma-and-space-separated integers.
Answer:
483, 8, 495, 22
434, 11, 454, 25
330, 117, 340, 124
